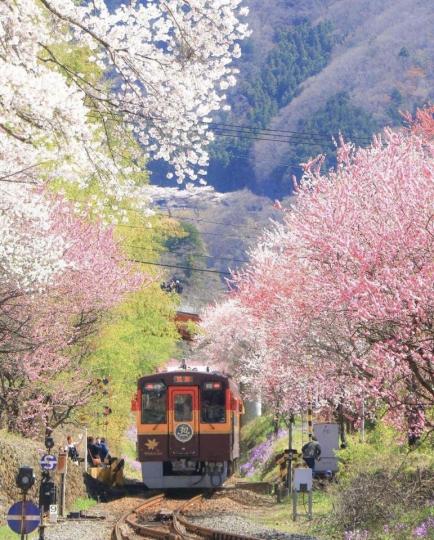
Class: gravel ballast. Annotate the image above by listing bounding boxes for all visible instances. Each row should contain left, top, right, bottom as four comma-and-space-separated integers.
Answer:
44, 496, 145, 540
190, 514, 317, 540
42, 488, 318, 540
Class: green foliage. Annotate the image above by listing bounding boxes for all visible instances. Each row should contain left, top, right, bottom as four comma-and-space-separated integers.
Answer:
291, 91, 378, 169
321, 424, 434, 538
83, 284, 179, 450
335, 423, 404, 484
263, 21, 334, 110
164, 221, 207, 283
241, 414, 276, 454
71, 497, 97, 512
0, 526, 38, 539
166, 222, 204, 253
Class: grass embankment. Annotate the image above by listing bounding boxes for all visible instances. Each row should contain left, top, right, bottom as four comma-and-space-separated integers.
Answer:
239, 416, 434, 539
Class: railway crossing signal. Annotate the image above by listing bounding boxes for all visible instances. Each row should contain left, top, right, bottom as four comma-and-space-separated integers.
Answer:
276, 449, 289, 483
276, 448, 297, 485
7, 500, 40, 535
40, 454, 57, 471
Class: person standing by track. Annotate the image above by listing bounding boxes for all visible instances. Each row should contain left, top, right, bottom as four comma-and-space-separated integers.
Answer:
302, 436, 321, 471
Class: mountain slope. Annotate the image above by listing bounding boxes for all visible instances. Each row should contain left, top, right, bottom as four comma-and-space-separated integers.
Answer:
204, 0, 434, 197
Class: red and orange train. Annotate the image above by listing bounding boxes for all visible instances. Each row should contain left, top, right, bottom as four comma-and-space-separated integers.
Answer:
132, 368, 243, 488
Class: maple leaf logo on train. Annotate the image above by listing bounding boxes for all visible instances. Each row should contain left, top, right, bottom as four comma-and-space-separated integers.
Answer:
145, 438, 159, 451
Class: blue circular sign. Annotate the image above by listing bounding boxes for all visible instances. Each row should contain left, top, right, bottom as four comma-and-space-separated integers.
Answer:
7, 500, 40, 534
40, 454, 57, 471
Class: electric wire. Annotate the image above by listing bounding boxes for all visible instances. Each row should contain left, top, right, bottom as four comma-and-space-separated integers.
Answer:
212, 126, 331, 144
212, 132, 326, 146
119, 222, 258, 240
122, 209, 266, 234
128, 245, 249, 264
89, 110, 373, 144
74, 197, 276, 234
130, 258, 231, 275
207, 122, 373, 143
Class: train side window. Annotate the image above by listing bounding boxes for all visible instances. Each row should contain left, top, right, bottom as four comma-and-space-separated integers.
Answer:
201, 387, 226, 423
174, 394, 193, 422
141, 385, 167, 424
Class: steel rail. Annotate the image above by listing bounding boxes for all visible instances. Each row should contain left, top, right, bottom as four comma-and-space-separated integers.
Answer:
114, 491, 260, 540
112, 493, 167, 540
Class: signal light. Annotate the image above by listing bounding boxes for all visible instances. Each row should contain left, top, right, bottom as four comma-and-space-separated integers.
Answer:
45, 426, 54, 450
16, 466, 35, 492
144, 383, 165, 391
204, 382, 222, 390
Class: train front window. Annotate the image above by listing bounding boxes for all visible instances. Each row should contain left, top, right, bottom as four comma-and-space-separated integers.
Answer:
174, 394, 193, 422
201, 386, 225, 423
141, 384, 166, 424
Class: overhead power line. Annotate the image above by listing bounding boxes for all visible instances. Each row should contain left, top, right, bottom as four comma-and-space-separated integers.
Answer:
71, 195, 274, 238
129, 245, 249, 264
119, 222, 259, 241
165, 213, 263, 231
130, 258, 231, 275
147, 206, 266, 233
208, 122, 373, 143
212, 131, 325, 146
76, 198, 272, 235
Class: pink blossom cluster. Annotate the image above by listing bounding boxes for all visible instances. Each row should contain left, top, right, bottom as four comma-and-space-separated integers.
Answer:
0, 189, 146, 435
198, 107, 434, 433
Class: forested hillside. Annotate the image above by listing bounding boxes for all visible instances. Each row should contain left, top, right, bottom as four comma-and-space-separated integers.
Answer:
163, 0, 434, 198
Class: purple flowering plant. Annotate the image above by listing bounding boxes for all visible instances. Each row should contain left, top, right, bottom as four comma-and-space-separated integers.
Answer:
240, 429, 287, 478
413, 517, 434, 538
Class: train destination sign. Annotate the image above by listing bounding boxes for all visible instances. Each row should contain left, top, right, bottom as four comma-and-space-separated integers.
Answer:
7, 500, 40, 534
175, 423, 193, 442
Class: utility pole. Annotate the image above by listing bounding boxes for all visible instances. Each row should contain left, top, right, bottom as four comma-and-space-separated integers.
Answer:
287, 413, 294, 494
307, 399, 313, 441
84, 427, 88, 473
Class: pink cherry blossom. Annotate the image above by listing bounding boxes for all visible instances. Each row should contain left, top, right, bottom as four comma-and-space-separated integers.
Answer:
198, 107, 434, 433
0, 190, 147, 435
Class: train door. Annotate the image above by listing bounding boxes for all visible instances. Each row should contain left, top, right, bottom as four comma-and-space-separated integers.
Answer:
168, 387, 199, 457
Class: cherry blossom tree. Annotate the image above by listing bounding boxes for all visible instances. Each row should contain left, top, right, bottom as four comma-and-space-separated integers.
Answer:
1, 0, 249, 193
0, 191, 147, 434
1, 0, 249, 302
198, 107, 434, 434
0, 0, 251, 435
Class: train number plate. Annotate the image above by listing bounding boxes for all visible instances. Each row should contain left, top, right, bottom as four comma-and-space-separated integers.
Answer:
174, 423, 193, 442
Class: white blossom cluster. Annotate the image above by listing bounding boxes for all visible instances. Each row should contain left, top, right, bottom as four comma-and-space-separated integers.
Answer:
0, 185, 67, 289
0, 0, 248, 286
0, 0, 249, 191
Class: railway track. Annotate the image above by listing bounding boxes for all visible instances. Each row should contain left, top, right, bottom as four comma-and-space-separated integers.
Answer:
112, 492, 260, 540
